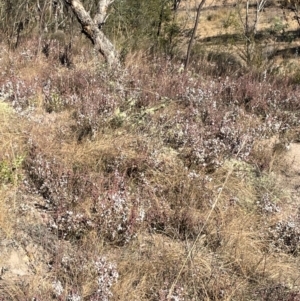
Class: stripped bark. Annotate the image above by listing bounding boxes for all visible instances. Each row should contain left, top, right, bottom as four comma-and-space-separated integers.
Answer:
64, 0, 119, 66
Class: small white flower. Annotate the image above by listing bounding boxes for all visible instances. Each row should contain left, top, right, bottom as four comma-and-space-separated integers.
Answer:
52, 280, 64, 297
67, 293, 81, 301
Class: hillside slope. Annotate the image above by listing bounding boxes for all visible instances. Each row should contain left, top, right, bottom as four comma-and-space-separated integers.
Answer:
0, 43, 300, 300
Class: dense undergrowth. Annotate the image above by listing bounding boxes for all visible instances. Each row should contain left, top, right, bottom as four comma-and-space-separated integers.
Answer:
1, 38, 300, 300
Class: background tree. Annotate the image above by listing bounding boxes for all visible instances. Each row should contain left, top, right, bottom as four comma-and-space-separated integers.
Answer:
0, 0, 70, 49
236, 0, 269, 65
106, 0, 182, 58
184, 0, 206, 70
0, 0, 36, 48
0, 0, 183, 64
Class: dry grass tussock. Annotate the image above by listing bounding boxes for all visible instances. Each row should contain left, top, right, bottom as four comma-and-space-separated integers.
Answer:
1, 41, 300, 300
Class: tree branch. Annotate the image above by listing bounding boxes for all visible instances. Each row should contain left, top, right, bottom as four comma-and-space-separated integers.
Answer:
94, 0, 114, 28
64, 0, 119, 66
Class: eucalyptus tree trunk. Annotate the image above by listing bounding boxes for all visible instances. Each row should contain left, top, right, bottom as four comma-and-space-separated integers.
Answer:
64, 0, 119, 66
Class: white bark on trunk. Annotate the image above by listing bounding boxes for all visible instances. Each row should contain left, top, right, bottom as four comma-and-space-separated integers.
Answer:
65, 0, 119, 66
